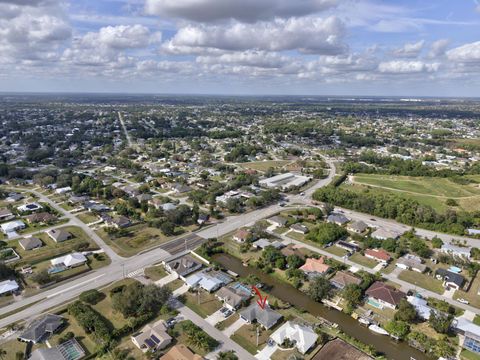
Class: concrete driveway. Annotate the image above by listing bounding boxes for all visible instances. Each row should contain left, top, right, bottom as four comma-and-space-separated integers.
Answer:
206, 309, 228, 326
255, 343, 278, 360
223, 317, 246, 337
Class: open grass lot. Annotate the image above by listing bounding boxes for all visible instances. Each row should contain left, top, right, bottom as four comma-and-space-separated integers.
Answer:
144, 265, 168, 281
96, 223, 173, 257
349, 253, 378, 268
167, 279, 185, 292
238, 160, 291, 172
0, 339, 41, 360
10, 226, 99, 267
474, 315, 480, 326
323, 245, 349, 257
76, 211, 99, 224
215, 313, 239, 330
454, 274, 480, 309
461, 349, 480, 360
350, 174, 480, 212
231, 323, 279, 354
398, 270, 445, 294
182, 290, 223, 318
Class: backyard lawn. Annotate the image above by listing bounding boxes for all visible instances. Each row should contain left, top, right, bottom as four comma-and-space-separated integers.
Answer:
461, 349, 480, 360
231, 323, 278, 354
398, 270, 445, 294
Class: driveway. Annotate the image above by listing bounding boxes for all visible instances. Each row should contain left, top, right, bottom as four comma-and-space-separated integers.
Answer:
255, 343, 278, 360
223, 317, 246, 337
155, 272, 178, 286
206, 309, 228, 326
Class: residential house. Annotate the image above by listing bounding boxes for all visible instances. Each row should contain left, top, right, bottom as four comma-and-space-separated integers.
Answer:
162, 203, 178, 212
233, 229, 250, 243
29, 339, 84, 360
25, 212, 57, 224
0, 279, 19, 296
185, 271, 231, 292
131, 321, 172, 352
197, 214, 209, 225
172, 183, 192, 194
327, 213, 349, 226
215, 285, 251, 310
407, 295, 436, 320
252, 238, 284, 250
270, 321, 318, 354
17, 202, 43, 213
299, 258, 331, 279
364, 249, 391, 264
439, 243, 471, 259
370, 228, 402, 240
0, 208, 14, 221
19, 237, 43, 251
268, 215, 288, 227
1, 220, 25, 234
47, 228, 72, 243
136, 193, 153, 203
454, 318, 480, 354
54, 186, 71, 194
239, 303, 282, 329
435, 269, 465, 290
18, 314, 64, 343
83, 201, 110, 213
290, 223, 309, 234
164, 255, 202, 280
281, 244, 305, 259
50, 253, 87, 269
396, 254, 427, 273
347, 220, 368, 234
160, 344, 203, 360
6, 192, 24, 202
365, 281, 406, 309
336, 240, 360, 253
330, 271, 361, 290
105, 215, 131, 228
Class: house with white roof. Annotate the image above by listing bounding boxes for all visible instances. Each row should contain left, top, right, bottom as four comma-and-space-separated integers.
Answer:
270, 321, 318, 354
50, 253, 87, 268
0, 279, 19, 296
1, 220, 25, 234
439, 243, 471, 259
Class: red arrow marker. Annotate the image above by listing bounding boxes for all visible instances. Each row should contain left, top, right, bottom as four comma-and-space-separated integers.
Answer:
252, 286, 268, 310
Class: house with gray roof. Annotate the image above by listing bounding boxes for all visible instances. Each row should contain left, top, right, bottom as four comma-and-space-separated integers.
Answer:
327, 213, 350, 226
164, 255, 202, 280
19, 237, 43, 251
29, 338, 84, 360
18, 314, 64, 344
239, 303, 282, 329
47, 228, 72, 243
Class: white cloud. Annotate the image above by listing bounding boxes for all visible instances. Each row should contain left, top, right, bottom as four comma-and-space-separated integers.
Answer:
392, 40, 424, 58
196, 50, 290, 68
79, 25, 159, 50
428, 39, 450, 58
378, 60, 439, 74
446, 41, 480, 63
145, 0, 337, 23
162, 16, 346, 55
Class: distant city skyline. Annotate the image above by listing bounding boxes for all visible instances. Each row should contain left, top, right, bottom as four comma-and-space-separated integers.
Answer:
1, 0, 480, 96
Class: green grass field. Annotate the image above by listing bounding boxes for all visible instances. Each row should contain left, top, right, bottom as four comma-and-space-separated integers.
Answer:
398, 270, 445, 294
238, 160, 291, 172
347, 174, 480, 212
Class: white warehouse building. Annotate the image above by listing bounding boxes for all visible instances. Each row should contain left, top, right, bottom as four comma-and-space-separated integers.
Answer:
259, 172, 311, 190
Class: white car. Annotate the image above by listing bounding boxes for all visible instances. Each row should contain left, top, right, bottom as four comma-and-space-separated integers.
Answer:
457, 298, 469, 305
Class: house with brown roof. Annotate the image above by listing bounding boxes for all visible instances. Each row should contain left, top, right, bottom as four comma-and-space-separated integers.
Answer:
131, 321, 171, 352
233, 229, 250, 243
365, 281, 406, 309
281, 244, 305, 259
299, 257, 330, 279
160, 344, 203, 360
330, 271, 361, 290
25, 212, 57, 225
364, 249, 391, 264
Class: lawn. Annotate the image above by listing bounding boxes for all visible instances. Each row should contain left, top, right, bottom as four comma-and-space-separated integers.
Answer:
398, 270, 445, 294
96, 223, 173, 257
349, 253, 378, 268
238, 160, 291, 172
76, 212, 99, 224
474, 315, 480, 326
454, 274, 480, 309
167, 279, 185, 292
182, 290, 223, 318
144, 265, 168, 281
215, 313, 239, 330
350, 174, 480, 212
461, 349, 480, 360
50, 312, 98, 356
231, 323, 278, 354
323, 246, 349, 257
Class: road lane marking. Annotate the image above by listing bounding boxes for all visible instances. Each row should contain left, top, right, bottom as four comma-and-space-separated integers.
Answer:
46, 274, 106, 298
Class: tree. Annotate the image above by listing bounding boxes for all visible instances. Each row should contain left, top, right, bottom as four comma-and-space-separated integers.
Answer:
0, 263, 15, 281
342, 284, 363, 308
308, 276, 331, 302
394, 299, 417, 322
217, 350, 238, 360
384, 320, 410, 340
286, 255, 304, 269
32, 269, 52, 285
429, 311, 452, 334
79, 289, 104, 305
431, 237, 443, 249
306, 223, 347, 245
160, 221, 175, 236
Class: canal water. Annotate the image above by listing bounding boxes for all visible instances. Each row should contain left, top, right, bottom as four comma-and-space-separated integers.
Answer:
212, 253, 431, 360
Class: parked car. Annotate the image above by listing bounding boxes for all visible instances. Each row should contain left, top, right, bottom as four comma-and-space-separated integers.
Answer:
224, 309, 233, 317
457, 298, 469, 305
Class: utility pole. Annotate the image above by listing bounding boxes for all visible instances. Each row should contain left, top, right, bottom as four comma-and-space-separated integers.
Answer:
256, 326, 259, 347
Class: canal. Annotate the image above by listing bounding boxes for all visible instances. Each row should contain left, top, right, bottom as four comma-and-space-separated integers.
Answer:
212, 253, 430, 360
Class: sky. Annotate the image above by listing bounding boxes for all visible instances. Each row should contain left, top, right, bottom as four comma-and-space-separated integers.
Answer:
1, 0, 480, 96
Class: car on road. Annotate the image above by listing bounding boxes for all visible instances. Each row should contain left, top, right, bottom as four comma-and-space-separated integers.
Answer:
300, 192, 305, 196
166, 318, 177, 328
370, 218, 376, 221
457, 298, 469, 305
